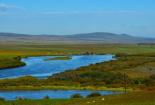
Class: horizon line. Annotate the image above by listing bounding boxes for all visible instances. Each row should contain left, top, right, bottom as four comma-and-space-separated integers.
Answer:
0, 31, 155, 38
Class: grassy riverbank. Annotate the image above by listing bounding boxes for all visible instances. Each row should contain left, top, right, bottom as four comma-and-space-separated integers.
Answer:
0, 44, 155, 69
0, 85, 132, 91
0, 91, 155, 105
44, 56, 71, 61
0, 57, 25, 70
0, 44, 155, 105
0, 53, 154, 91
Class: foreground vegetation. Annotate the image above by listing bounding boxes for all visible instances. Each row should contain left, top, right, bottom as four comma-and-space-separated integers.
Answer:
0, 44, 155, 105
0, 53, 155, 90
0, 91, 155, 105
0, 43, 155, 69
0, 44, 155, 69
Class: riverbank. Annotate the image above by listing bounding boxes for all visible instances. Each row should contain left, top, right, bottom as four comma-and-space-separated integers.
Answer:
0, 44, 154, 104
0, 44, 155, 70
0, 54, 154, 92
44, 56, 72, 61
0, 57, 26, 70
0, 85, 132, 91
0, 91, 155, 105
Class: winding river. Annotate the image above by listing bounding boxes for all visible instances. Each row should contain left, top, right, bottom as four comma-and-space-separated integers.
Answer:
0, 55, 114, 79
0, 55, 119, 100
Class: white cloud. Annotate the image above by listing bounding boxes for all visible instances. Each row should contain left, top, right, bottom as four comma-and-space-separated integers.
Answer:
0, 3, 21, 12
41, 10, 148, 15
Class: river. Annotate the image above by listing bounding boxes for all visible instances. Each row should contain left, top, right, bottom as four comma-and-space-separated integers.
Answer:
0, 55, 114, 79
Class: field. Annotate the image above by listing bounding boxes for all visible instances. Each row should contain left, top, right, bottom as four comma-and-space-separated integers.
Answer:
0, 44, 155, 69
0, 43, 155, 105
1, 44, 155, 55
0, 53, 155, 91
0, 91, 155, 105
0, 44, 155, 89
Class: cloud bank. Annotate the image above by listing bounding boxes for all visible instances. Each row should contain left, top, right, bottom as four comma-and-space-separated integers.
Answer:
42, 10, 151, 15
0, 3, 20, 12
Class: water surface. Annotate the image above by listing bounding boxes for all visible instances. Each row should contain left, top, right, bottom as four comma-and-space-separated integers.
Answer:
0, 90, 120, 100
0, 55, 113, 79
0, 55, 117, 100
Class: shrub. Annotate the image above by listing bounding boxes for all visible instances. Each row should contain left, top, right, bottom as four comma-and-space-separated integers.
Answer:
133, 78, 145, 85
71, 94, 83, 98
144, 75, 155, 86
13, 56, 22, 61
16, 96, 24, 100
44, 95, 50, 99
87, 92, 102, 98
150, 74, 155, 80
0, 97, 5, 101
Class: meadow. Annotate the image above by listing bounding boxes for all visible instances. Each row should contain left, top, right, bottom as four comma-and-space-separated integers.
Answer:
0, 43, 155, 105
0, 44, 151, 68
1, 44, 155, 56
0, 91, 155, 105
0, 43, 155, 69
0, 53, 155, 91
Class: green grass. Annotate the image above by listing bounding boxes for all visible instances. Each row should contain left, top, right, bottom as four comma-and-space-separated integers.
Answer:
48, 54, 155, 86
0, 85, 132, 91
1, 44, 155, 56
0, 44, 155, 104
44, 56, 71, 61
0, 44, 155, 69
0, 54, 154, 90
0, 57, 25, 69
0, 99, 70, 105
0, 91, 155, 105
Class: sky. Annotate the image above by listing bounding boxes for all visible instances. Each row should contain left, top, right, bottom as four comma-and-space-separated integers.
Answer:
0, 0, 155, 37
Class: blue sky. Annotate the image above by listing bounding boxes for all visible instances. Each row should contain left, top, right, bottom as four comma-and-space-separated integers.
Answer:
0, 0, 155, 37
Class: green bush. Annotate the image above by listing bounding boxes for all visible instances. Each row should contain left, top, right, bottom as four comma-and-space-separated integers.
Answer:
144, 75, 155, 86
44, 95, 50, 99
71, 94, 83, 98
16, 97, 24, 100
133, 78, 145, 85
87, 92, 102, 98
150, 74, 155, 80
0, 97, 5, 101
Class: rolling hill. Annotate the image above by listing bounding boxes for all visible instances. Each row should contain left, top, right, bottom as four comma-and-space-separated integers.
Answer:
0, 32, 155, 44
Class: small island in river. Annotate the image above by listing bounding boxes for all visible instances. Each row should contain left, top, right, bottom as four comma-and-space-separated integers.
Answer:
44, 56, 72, 61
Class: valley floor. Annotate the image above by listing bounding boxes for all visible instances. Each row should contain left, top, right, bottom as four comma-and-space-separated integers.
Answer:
0, 44, 155, 105
0, 44, 155, 69
0, 91, 155, 105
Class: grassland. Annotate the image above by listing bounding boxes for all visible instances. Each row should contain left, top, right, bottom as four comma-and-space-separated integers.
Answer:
0, 43, 155, 105
0, 44, 155, 55
0, 52, 155, 91
0, 91, 155, 105
0, 43, 155, 69
0, 57, 25, 70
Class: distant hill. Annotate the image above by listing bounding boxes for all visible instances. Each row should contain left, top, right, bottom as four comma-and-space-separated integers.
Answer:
0, 32, 155, 44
